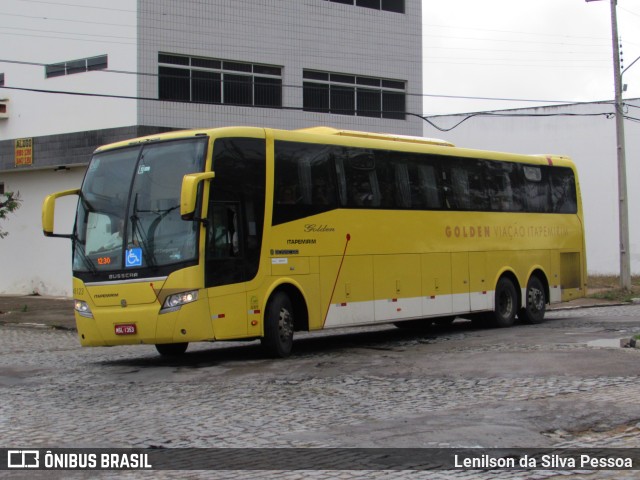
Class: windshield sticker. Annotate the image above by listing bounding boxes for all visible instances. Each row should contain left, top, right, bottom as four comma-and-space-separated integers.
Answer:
137, 165, 151, 174
125, 248, 143, 267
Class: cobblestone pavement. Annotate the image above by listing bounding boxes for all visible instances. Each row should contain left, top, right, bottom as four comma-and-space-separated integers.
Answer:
1, 304, 640, 479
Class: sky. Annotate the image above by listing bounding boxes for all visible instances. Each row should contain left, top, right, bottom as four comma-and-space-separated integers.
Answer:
421, 0, 640, 115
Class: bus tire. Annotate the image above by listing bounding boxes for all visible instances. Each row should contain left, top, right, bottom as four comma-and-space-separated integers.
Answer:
518, 276, 546, 324
261, 292, 294, 358
490, 277, 518, 328
155, 342, 188, 356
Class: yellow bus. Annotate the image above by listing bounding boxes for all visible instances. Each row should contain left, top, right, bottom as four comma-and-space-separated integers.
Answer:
42, 126, 586, 357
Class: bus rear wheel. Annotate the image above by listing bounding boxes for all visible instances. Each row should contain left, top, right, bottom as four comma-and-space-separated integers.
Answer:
155, 342, 188, 356
518, 276, 546, 324
261, 292, 294, 358
490, 277, 518, 328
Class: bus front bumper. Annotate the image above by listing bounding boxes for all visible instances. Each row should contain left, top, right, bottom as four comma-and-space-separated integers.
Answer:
75, 299, 214, 347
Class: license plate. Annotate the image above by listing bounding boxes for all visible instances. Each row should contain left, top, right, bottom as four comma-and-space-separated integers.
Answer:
115, 324, 137, 335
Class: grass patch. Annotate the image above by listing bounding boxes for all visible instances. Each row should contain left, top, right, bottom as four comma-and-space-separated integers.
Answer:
587, 275, 640, 302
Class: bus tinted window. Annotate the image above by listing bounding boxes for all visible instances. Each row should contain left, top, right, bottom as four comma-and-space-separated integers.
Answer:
273, 142, 340, 225
550, 167, 577, 213
523, 165, 551, 213
486, 161, 524, 212
273, 141, 578, 225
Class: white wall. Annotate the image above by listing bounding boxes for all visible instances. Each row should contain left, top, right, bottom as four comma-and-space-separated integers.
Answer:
0, 0, 137, 138
0, 0, 425, 296
0, 168, 84, 296
424, 101, 640, 275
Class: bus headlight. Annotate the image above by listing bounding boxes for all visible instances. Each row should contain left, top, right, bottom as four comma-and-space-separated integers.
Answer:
162, 290, 199, 310
74, 300, 93, 318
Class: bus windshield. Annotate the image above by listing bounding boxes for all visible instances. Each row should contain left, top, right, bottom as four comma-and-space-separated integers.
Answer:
73, 137, 207, 275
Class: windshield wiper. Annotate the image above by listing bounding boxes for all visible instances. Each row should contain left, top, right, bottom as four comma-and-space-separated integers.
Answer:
78, 190, 96, 213
73, 237, 97, 274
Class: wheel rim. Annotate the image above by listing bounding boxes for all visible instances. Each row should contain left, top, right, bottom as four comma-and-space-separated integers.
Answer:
528, 286, 545, 313
278, 307, 293, 343
498, 289, 514, 318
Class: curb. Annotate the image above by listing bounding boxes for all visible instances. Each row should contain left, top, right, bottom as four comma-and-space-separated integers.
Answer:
548, 302, 629, 311
0, 320, 77, 332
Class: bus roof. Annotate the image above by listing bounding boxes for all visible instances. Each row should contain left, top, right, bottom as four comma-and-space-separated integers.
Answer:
93, 126, 574, 168
294, 126, 455, 147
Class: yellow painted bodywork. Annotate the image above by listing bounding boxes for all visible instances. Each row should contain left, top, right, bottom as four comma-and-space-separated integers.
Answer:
61, 126, 585, 348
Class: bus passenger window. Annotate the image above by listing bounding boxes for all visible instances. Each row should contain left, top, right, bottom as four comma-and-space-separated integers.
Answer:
278, 186, 297, 205
417, 164, 441, 209
486, 162, 522, 212
523, 165, 551, 213
550, 168, 577, 213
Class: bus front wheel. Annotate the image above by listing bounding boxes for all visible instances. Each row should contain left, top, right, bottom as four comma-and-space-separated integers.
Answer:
490, 277, 518, 328
518, 276, 546, 324
261, 292, 294, 358
155, 342, 188, 356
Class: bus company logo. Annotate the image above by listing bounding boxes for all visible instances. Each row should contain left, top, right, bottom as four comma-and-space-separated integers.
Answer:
445, 225, 491, 239
108, 272, 139, 280
94, 293, 119, 299
7, 450, 39, 468
304, 224, 335, 233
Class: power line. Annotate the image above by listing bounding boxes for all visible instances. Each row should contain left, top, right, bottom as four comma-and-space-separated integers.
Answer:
0, 84, 626, 132
415, 111, 619, 132
0, 59, 584, 104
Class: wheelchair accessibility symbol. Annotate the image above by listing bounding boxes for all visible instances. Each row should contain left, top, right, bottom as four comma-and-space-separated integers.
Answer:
125, 248, 143, 267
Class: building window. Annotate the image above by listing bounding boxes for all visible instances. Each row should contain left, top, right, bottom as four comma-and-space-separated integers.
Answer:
0, 73, 4, 86
158, 53, 283, 107
303, 70, 405, 119
45, 55, 108, 78
324, 0, 404, 13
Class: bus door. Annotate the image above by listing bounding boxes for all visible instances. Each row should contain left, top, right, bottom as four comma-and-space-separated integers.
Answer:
205, 201, 248, 339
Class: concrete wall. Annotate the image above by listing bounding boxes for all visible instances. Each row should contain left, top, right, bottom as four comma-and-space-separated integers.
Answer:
137, 0, 424, 134
0, 168, 84, 296
0, 0, 137, 139
424, 100, 640, 275
0, 0, 424, 296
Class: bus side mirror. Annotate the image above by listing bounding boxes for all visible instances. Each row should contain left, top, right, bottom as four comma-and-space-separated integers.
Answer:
180, 172, 215, 220
42, 188, 80, 237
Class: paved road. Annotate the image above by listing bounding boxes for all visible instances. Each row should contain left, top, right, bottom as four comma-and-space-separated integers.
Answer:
1, 304, 640, 479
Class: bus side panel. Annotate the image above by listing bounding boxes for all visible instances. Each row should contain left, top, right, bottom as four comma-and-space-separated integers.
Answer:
451, 252, 470, 314
373, 254, 422, 322
421, 253, 453, 317
321, 255, 374, 328
549, 251, 562, 303
560, 251, 584, 301
469, 252, 491, 311
208, 283, 248, 340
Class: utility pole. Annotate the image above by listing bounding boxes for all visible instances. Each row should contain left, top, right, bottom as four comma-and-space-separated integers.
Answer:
586, 0, 631, 289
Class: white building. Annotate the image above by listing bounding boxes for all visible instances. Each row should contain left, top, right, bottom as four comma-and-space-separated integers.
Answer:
425, 100, 640, 276
0, 0, 422, 296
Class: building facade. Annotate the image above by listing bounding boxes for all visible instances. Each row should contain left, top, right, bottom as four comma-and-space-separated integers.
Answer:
0, 0, 422, 295
425, 100, 640, 276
